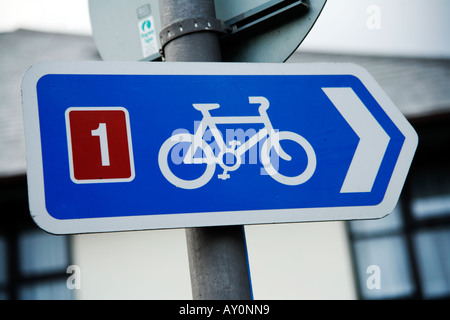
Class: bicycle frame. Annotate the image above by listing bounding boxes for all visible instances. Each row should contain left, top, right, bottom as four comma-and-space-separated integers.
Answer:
183, 96, 290, 167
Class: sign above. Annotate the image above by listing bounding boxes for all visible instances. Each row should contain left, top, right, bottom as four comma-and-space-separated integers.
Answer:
89, 0, 327, 62
21, 62, 417, 234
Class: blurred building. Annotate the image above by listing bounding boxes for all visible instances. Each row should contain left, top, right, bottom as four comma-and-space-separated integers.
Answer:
0, 29, 449, 300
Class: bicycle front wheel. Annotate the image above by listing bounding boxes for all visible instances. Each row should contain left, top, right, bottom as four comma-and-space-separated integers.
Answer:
158, 133, 216, 189
261, 131, 316, 186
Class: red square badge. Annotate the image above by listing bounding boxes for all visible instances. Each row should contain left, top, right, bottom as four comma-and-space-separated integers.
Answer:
65, 107, 135, 183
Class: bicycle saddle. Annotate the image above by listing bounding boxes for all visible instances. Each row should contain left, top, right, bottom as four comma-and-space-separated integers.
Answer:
193, 103, 220, 112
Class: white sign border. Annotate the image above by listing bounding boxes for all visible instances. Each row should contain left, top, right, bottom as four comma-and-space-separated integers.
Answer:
21, 61, 418, 234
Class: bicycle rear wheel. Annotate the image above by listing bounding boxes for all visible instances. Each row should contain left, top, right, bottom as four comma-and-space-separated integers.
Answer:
158, 133, 216, 189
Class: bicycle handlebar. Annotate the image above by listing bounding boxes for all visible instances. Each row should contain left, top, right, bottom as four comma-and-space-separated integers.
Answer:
249, 96, 270, 112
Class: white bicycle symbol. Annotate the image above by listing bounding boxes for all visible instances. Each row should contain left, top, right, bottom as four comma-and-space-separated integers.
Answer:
158, 96, 316, 189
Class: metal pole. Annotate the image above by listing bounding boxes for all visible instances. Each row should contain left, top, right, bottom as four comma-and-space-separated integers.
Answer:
185, 226, 252, 300
159, 0, 252, 300
159, 0, 221, 62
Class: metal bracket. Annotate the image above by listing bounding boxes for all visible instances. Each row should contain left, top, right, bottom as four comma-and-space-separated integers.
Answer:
159, 16, 228, 56
220, 0, 308, 45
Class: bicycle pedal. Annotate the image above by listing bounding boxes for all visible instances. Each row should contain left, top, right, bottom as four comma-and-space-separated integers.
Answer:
218, 173, 230, 180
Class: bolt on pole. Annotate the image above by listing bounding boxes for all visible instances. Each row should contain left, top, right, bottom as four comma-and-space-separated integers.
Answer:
159, 0, 252, 300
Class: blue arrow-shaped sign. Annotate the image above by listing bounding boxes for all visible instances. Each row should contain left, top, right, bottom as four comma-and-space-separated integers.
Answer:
21, 62, 418, 234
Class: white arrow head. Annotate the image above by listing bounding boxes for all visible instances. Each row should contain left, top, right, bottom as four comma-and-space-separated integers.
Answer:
320, 64, 418, 220
323, 87, 391, 193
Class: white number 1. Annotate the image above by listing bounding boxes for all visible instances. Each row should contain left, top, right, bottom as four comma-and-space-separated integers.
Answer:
91, 123, 110, 166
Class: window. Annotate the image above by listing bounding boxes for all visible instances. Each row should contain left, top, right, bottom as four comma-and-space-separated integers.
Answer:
411, 168, 450, 221
18, 230, 69, 277
348, 114, 450, 300
414, 228, 450, 298
0, 236, 7, 299
0, 176, 73, 300
0, 228, 73, 300
348, 203, 417, 299
409, 168, 450, 298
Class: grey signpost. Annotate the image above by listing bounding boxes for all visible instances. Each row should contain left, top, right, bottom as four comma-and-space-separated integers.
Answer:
159, 0, 252, 300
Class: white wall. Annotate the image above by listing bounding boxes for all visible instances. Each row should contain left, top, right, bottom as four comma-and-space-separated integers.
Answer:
245, 222, 356, 299
71, 222, 356, 300
300, 0, 450, 58
0, 0, 92, 35
71, 229, 192, 300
